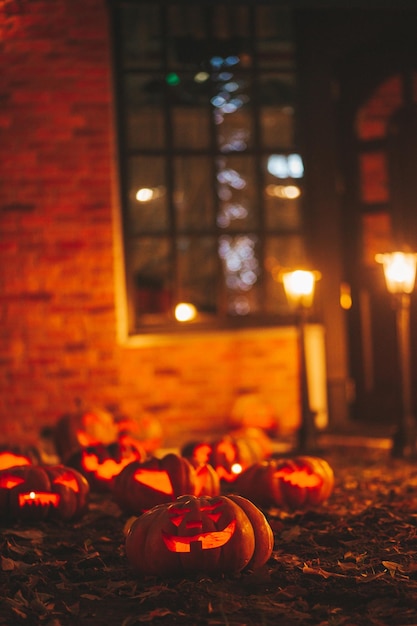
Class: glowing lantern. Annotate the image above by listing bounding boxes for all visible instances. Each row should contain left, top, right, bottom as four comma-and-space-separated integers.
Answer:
115, 412, 164, 453
53, 407, 119, 463
125, 494, 274, 576
113, 453, 220, 515
0, 445, 41, 470
234, 456, 334, 510
67, 438, 146, 492
182, 428, 272, 483
0, 464, 90, 522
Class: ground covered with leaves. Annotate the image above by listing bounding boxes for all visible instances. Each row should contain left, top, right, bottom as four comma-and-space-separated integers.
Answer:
2, 447, 417, 626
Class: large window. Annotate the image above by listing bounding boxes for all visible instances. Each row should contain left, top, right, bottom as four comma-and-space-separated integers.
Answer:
111, 1, 309, 335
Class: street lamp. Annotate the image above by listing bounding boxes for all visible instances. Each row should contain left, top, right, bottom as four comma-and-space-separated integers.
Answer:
376, 251, 417, 458
282, 269, 321, 452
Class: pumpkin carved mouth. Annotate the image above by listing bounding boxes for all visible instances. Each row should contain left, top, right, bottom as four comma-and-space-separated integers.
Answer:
162, 519, 236, 552
18, 492, 61, 507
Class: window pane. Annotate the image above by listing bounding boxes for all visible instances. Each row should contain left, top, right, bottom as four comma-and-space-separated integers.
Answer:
218, 234, 261, 316
177, 236, 218, 314
216, 156, 258, 231
130, 238, 172, 318
124, 74, 165, 150
214, 72, 254, 152
263, 156, 302, 231
259, 73, 295, 148
256, 7, 294, 70
127, 157, 168, 234
172, 107, 211, 149
120, 4, 162, 69
174, 157, 215, 232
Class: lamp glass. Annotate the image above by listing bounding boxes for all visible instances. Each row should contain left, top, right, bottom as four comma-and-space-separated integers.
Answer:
282, 270, 317, 308
375, 252, 417, 294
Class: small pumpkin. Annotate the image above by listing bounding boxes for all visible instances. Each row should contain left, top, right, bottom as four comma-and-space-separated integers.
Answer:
115, 412, 164, 454
183, 427, 272, 483
113, 453, 200, 514
234, 456, 334, 510
229, 392, 279, 435
53, 407, 119, 463
114, 454, 220, 514
66, 437, 146, 492
0, 445, 40, 471
0, 464, 90, 522
125, 493, 274, 577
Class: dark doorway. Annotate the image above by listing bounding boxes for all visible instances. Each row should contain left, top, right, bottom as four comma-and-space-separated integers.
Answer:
337, 14, 417, 428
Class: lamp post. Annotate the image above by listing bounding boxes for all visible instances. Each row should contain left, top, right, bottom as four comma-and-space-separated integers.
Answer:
376, 251, 417, 458
282, 269, 320, 452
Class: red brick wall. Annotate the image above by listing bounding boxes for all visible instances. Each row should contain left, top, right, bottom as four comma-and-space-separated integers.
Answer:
0, 0, 300, 448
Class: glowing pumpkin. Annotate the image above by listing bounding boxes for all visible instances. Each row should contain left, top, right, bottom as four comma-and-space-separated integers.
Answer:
115, 412, 163, 453
234, 456, 334, 510
66, 438, 146, 492
0, 464, 90, 522
183, 428, 272, 483
0, 445, 38, 471
113, 453, 198, 514
53, 407, 119, 462
125, 494, 274, 576
229, 393, 279, 435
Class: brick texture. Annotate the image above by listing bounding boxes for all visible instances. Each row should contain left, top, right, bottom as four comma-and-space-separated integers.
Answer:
0, 0, 300, 448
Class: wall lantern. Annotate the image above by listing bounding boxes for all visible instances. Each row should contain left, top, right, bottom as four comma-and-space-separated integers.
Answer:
281, 269, 321, 453
376, 251, 417, 458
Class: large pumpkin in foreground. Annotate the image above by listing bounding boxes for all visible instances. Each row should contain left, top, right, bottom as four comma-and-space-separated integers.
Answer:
233, 456, 334, 510
125, 494, 274, 577
0, 464, 90, 522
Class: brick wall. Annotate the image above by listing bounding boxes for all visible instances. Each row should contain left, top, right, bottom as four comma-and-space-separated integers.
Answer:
0, 0, 300, 448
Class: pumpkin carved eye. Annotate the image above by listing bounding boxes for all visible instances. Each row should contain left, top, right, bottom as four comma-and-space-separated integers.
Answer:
133, 469, 173, 495
53, 471, 81, 492
0, 475, 25, 489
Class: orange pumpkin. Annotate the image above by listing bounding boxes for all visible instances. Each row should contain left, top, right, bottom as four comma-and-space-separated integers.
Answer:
115, 412, 163, 453
0, 445, 40, 470
114, 453, 220, 514
53, 407, 119, 462
183, 427, 272, 483
234, 456, 334, 510
0, 464, 90, 522
125, 494, 274, 576
66, 438, 146, 492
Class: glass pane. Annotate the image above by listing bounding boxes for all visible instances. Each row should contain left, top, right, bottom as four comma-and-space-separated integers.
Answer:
167, 5, 207, 69
127, 157, 168, 234
124, 74, 165, 150
174, 157, 215, 232
120, 4, 162, 69
213, 72, 253, 152
130, 238, 172, 317
256, 7, 294, 70
172, 107, 211, 149
263, 156, 302, 231
259, 73, 295, 148
218, 234, 261, 316
177, 236, 218, 314
264, 235, 308, 314
215, 156, 257, 231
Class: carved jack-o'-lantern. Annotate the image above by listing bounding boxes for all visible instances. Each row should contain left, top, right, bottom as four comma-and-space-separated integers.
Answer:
113, 453, 199, 514
114, 454, 220, 515
125, 494, 274, 576
0, 464, 90, 522
66, 437, 146, 492
183, 428, 272, 483
115, 412, 163, 453
0, 445, 41, 470
234, 456, 334, 510
53, 407, 120, 463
